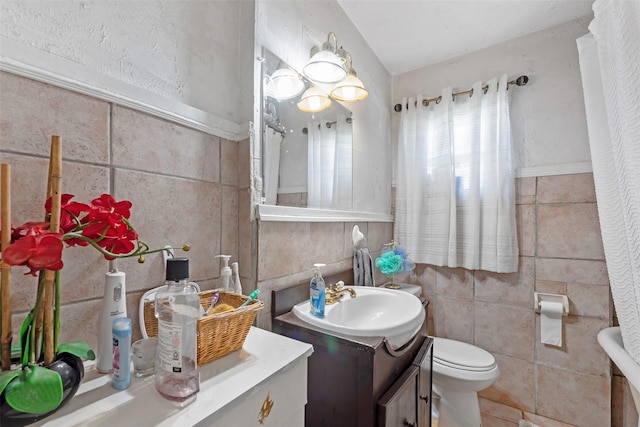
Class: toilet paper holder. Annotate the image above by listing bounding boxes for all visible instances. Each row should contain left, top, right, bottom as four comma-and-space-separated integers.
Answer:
534, 292, 569, 317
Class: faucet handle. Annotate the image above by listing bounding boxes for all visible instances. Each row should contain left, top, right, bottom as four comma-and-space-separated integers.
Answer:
334, 280, 345, 290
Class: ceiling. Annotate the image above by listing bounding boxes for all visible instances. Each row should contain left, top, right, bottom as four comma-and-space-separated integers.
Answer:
336, 0, 595, 75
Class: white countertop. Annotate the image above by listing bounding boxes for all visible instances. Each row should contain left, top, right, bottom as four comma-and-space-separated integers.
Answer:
29, 327, 313, 427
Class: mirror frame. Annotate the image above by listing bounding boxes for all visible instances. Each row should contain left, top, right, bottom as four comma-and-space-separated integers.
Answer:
253, 45, 392, 223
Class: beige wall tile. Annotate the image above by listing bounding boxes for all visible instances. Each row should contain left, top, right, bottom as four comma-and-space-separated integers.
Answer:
221, 185, 239, 262
537, 203, 605, 260
537, 173, 596, 204
258, 222, 311, 280
536, 258, 609, 286
238, 188, 253, 282
475, 257, 534, 308
537, 365, 610, 427
474, 302, 534, 360
523, 412, 577, 427
221, 139, 238, 185
479, 397, 524, 423
479, 354, 535, 413
367, 221, 393, 253
536, 315, 611, 376
114, 169, 221, 288
535, 280, 567, 295
516, 177, 536, 205
517, 204, 536, 256
112, 105, 220, 182
567, 282, 611, 319
434, 296, 474, 342
414, 264, 437, 295
310, 222, 346, 266
0, 71, 109, 164
436, 266, 474, 299
238, 138, 251, 189
480, 414, 518, 427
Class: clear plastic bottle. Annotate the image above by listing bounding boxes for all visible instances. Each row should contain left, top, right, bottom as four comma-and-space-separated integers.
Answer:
310, 263, 326, 318
155, 258, 200, 403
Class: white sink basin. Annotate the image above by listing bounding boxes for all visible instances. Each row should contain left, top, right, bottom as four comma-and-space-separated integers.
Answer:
292, 286, 425, 349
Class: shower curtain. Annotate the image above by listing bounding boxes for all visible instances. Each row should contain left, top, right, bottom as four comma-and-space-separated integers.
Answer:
395, 75, 518, 273
263, 128, 282, 205
307, 114, 352, 209
577, 0, 640, 364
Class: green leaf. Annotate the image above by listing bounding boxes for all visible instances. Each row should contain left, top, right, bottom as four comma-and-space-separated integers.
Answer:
11, 342, 21, 359
0, 370, 21, 395
4, 365, 63, 414
57, 341, 95, 360
20, 311, 34, 367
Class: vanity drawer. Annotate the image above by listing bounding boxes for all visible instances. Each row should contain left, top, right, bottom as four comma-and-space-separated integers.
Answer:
203, 356, 308, 427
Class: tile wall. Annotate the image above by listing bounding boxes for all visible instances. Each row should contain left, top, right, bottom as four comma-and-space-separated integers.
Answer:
0, 71, 249, 349
404, 173, 638, 427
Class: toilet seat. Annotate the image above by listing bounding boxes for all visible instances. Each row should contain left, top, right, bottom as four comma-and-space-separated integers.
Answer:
433, 337, 496, 372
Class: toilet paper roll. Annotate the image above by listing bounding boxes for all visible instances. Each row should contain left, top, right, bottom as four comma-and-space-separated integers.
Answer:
540, 300, 564, 347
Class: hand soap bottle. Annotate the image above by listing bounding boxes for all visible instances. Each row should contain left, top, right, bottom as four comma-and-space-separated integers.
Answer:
310, 263, 326, 318
215, 255, 232, 291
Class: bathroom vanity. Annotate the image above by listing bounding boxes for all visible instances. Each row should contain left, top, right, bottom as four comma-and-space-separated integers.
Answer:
26, 327, 313, 427
272, 286, 432, 427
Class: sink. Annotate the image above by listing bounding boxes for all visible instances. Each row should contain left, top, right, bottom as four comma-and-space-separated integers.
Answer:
292, 286, 425, 349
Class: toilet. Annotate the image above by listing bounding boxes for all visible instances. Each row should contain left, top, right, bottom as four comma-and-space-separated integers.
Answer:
377, 282, 422, 297
431, 337, 500, 427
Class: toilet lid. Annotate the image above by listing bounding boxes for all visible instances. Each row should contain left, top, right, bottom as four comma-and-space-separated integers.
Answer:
433, 337, 496, 371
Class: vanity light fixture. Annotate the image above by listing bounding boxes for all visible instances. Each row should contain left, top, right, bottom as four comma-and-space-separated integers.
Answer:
303, 32, 347, 84
297, 85, 332, 113
267, 65, 305, 100
330, 53, 368, 102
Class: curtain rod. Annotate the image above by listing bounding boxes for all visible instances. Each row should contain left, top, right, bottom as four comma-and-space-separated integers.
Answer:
302, 116, 353, 134
393, 75, 529, 112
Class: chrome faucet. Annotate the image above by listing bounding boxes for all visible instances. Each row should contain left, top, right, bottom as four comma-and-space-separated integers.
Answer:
326, 281, 356, 305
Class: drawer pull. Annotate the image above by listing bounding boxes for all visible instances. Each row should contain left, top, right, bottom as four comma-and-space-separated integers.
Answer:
420, 394, 429, 404
403, 421, 416, 427
258, 392, 274, 424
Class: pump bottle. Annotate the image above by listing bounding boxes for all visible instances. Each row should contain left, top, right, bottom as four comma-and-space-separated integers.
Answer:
215, 255, 232, 291
310, 263, 326, 318
155, 258, 200, 403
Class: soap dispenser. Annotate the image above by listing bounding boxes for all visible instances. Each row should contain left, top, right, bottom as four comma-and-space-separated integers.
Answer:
310, 263, 326, 318
215, 255, 232, 291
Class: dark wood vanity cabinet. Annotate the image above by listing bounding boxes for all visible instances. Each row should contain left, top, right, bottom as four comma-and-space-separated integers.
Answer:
272, 306, 432, 427
378, 337, 433, 427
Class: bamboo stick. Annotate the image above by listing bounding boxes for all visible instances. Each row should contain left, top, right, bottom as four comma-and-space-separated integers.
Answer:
44, 136, 62, 365
1, 164, 12, 370
34, 151, 55, 360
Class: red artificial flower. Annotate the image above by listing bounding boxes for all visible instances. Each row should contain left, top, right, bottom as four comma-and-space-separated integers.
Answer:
11, 221, 50, 242
86, 194, 132, 224
45, 194, 90, 234
2, 231, 64, 276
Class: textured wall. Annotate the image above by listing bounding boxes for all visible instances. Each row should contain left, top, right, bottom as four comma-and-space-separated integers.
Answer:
0, 0, 254, 125
0, 71, 246, 349
392, 17, 593, 174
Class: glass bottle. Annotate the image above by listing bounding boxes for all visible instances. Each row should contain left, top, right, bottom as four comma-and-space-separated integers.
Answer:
155, 258, 200, 403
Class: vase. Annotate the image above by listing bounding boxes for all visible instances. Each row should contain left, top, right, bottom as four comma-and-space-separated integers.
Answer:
0, 352, 84, 426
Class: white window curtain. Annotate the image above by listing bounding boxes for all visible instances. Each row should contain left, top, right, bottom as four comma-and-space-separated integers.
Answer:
395, 74, 518, 273
307, 114, 352, 209
577, 0, 640, 365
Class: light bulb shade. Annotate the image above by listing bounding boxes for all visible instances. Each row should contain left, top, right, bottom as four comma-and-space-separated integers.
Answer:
303, 50, 347, 83
330, 73, 368, 102
267, 67, 305, 100
297, 86, 332, 112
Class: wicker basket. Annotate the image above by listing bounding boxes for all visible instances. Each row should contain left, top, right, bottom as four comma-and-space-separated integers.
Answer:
143, 289, 263, 365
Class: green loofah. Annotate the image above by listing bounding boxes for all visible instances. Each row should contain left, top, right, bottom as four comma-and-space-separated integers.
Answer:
375, 251, 404, 275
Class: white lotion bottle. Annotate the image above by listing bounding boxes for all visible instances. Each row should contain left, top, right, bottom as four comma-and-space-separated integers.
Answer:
97, 262, 127, 373
231, 262, 242, 294
215, 255, 232, 291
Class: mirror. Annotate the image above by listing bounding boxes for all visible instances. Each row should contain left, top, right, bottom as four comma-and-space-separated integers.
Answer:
260, 47, 353, 210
